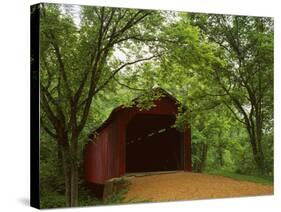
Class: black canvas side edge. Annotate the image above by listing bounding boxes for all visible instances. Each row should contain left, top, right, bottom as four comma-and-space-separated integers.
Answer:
30, 3, 40, 209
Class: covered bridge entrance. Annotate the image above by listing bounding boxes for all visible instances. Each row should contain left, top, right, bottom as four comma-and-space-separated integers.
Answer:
126, 114, 183, 172
84, 89, 191, 186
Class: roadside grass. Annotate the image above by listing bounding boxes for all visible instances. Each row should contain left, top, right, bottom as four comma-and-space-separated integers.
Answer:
122, 197, 152, 204
206, 170, 273, 185
79, 177, 148, 207
42, 171, 273, 208
79, 183, 129, 207
104, 178, 152, 205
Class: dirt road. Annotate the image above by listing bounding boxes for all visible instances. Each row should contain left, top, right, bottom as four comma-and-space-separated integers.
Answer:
124, 172, 273, 202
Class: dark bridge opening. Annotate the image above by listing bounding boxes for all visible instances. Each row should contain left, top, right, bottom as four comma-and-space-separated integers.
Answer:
125, 114, 183, 173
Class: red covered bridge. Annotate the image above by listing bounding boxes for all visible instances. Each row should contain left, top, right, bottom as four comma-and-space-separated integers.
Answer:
84, 89, 192, 186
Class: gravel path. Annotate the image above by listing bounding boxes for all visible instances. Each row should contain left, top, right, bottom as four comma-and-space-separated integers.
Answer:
124, 172, 273, 202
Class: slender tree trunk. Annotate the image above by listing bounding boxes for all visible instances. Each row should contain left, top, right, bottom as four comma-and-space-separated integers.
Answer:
255, 124, 265, 174
217, 131, 224, 167
247, 126, 265, 174
194, 143, 208, 172
256, 103, 265, 173
199, 143, 208, 172
218, 145, 224, 167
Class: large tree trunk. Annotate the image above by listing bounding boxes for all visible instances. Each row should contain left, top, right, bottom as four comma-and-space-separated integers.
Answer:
61, 148, 79, 207
70, 161, 78, 206
58, 132, 79, 207
61, 148, 71, 207
70, 132, 79, 207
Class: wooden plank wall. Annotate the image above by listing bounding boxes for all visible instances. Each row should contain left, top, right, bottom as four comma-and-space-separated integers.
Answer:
84, 129, 108, 184
84, 96, 191, 184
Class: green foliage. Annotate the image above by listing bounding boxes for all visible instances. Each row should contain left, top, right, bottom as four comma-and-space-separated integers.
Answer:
78, 185, 104, 206
79, 179, 131, 207
40, 132, 65, 208
262, 133, 274, 175
39, 3, 164, 207
156, 12, 273, 175
134, 88, 166, 110
38, 3, 273, 207
41, 177, 131, 208
104, 188, 129, 205
207, 170, 273, 185
41, 192, 66, 208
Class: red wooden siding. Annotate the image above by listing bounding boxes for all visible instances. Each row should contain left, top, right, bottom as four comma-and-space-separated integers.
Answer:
84, 95, 192, 184
84, 129, 109, 184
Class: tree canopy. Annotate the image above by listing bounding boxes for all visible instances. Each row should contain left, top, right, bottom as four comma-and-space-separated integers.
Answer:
36, 3, 273, 208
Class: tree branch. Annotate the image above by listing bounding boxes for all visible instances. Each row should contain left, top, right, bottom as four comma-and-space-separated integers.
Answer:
113, 76, 147, 91
41, 83, 66, 122
222, 101, 246, 125
77, 55, 156, 131
40, 91, 59, 128
94, 55, 157, 95
41, 118, 57, 138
